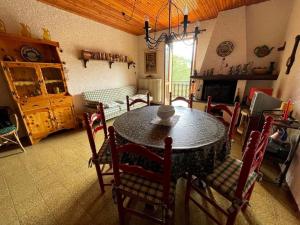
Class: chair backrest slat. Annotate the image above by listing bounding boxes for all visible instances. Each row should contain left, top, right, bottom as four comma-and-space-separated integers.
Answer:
117, 144, 164, 164
206, 96, 240, 140
235, 116, 273, 199
126, 93, 150, 111
108, 126, 173, 204
119, 164, 164, 183
170, 92, 193, 108
83, 102, 108, 156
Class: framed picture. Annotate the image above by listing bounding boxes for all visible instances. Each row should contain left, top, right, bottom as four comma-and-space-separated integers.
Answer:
145, 51, 157, 73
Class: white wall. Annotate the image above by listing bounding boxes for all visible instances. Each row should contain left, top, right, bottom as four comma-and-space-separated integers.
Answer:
273, 0, 300, 210
246, 0, 293, 68
201, 7, 247, 75
244, 0, 293, 94
0, 0, 138, 113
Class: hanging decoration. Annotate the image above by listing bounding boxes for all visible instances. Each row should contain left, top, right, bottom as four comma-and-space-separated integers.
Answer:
216, 41, 234, 57
286, 35, 300, 74
254, 45, 274, 58
0, 19, 6, 33
143, 0, 206, 49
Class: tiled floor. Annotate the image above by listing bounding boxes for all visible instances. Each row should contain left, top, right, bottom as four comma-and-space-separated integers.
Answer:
0, 121, 299, 225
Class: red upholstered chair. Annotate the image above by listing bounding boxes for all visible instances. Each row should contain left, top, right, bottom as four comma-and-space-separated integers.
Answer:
83, 103, 113, 193
206, 96, 240, 140
126, 93, 150, 112
108, 126, 175, 225
185, 116, 273, 225
169, 92, 193, 108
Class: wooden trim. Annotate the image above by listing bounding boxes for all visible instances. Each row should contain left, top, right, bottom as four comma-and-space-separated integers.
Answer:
191, 74, 279, 81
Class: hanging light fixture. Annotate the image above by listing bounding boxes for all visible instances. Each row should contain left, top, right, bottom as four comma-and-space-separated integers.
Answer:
144, 0, 205, 49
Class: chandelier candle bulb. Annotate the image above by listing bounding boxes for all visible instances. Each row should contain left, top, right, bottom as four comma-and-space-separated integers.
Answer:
183, 5, 189, 15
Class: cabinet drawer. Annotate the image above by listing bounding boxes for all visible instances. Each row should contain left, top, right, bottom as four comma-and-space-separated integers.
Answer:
20, 100, 50, 111
50, 97, 72, 106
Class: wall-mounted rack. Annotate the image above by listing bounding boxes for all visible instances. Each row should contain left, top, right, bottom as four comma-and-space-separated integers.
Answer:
80, 50, 135, 69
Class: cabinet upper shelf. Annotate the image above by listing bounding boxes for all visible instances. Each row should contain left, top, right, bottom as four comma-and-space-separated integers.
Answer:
0, 32, 59, 47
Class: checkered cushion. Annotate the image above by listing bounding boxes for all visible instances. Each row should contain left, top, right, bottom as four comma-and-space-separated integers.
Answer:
83, 86, 137, 104
89, 139, 112, 167
205, 157, 258, 200
116, 173, 176, 205
0, 125, 16, 135
98, 138, 112, 164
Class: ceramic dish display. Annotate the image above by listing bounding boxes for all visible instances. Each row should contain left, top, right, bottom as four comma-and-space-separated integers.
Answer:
21, 45, 42, 62
216, 41, 234, 57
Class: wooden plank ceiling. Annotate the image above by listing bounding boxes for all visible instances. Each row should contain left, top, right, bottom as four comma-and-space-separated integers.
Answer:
38, 0, 268, 35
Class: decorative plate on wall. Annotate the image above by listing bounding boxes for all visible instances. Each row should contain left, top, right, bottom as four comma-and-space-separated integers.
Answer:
21, 45, 42, 62
216, 41, 234, 57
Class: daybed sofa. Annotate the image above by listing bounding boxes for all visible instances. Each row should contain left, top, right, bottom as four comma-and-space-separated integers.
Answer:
82, 85, 152, 120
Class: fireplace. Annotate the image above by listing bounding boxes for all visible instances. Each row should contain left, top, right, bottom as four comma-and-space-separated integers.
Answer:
201, 80, 237, 104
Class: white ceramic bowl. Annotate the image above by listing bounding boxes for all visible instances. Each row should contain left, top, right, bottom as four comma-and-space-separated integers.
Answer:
157, 105, 175, 121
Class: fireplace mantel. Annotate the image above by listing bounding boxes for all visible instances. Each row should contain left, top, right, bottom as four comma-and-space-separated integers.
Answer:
191, 74, 278, 81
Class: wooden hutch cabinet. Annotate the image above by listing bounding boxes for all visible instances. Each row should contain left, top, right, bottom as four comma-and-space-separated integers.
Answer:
0, 33, 76, 144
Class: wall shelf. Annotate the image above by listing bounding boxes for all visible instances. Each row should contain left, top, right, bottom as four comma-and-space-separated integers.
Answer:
191, 74, 279, 81
80, 50, 135, 69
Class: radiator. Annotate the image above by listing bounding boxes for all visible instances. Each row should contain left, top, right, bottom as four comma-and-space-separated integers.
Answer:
138, 78, 162, 104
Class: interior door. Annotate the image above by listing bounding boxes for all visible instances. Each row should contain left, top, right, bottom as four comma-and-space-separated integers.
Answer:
164, 39, 196, 104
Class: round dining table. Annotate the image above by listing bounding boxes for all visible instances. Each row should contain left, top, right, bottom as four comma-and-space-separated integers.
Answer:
113, 106, 228, 179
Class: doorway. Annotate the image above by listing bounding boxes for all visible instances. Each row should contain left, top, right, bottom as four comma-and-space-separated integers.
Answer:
165, 39, 195, 105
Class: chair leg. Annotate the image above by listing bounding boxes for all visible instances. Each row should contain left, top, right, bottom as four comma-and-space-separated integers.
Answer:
185, 174, 192, 207
13, 132, 25, 152
185, 174, 192, 225
116, 190, 125, 225
226, 207, 239, 225
242, 185, 254, 212
95, 163, 105, 193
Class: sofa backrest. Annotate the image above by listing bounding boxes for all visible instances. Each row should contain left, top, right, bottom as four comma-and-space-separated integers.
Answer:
83, 86, 137, 104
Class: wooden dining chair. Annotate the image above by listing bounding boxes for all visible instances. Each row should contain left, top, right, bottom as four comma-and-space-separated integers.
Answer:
126, 93, 150, 112
108, 126, 176, 225
83, 102, 113, 193
0, 106, 25, 153
169, 92, 193, 108
206, 96, 240, 140
185, 116, 273, 225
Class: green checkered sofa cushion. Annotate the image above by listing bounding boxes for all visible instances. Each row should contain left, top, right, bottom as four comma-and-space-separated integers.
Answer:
83, 86, 137, 105
205, 157, 258, 201
116, 173, 176, 205
83, 86, 151, 120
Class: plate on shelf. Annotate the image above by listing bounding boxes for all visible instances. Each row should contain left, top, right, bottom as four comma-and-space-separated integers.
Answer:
20, 45, 42, 62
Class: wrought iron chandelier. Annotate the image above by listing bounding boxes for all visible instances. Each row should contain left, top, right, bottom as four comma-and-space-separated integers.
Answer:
144, 0, 206, 49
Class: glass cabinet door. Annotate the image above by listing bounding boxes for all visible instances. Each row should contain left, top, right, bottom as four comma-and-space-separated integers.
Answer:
40, 66, 66, 94
6, 64, 43, 98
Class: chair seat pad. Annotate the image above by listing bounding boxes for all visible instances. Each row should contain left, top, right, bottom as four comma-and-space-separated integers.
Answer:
97, 138, 112, 164
0, 125, 16, 135
116, 173, 176, 205
205, 157, 258, 201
